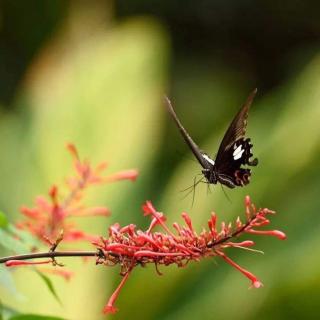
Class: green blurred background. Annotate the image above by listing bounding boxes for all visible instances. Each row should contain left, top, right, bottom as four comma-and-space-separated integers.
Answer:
1, 1, 320, 319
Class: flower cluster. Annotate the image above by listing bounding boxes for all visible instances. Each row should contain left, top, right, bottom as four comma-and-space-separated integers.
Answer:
16, 144, 138, 245
94, 196, 286, 314
1, 145, 286, 315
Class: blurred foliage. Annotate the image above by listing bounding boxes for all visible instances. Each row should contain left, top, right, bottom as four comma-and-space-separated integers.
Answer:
0, 1, 320, 320
8, 315, 65, 320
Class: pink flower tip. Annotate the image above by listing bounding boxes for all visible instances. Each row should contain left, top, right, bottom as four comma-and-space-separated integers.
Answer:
271, 230, 287, 240
241, 240, 255, 247
245, 195, 251, 206
5, 260, 22, 267
228, 240, 254, 247
103, 305, 118, 314
251, 280, 263, 289
142, 201, 156, 216
106, 170, 139, 183
181, 212, 191, 224
246, 229, 287, 240
87, 207, 110, 216
95, 162, 108, 172
49, 185, 58, 197
123, 169, 139, 181
66, 143, 79, 160
20, 206, 39, 218
5, 259, 52, 267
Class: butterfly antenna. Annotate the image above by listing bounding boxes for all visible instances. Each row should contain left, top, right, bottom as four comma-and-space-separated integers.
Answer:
220, 183, 232, 203
181, 176, 198, 200
191, 176, 197, 207
207, 183, 212, 195
180, 176, 204, 201
180, 174, 203, 192
191, 175, 206, 207
180, 185, 194, 192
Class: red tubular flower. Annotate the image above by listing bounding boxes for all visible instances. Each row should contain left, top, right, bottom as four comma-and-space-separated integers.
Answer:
94, 196, 286, 314
245, 229, 286, 239
103, 271, 131, 314
216, 250, 263, 288
5, 259, 52, 267
104, 170, 138, 183
16, 144, 138, 245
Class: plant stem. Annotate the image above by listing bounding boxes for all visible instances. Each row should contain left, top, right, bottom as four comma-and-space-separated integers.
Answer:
207, 215, 255, 248
0, 251, 98, 264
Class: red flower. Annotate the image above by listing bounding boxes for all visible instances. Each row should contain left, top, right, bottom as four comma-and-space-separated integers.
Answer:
94, 196, 286, 314
102, 271, 131, 314
16, 144, 138, 245
5, 260, 52, 267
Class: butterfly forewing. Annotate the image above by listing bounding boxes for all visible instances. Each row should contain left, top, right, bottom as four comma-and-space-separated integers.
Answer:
215, 88, 257, 163
164, 96, 210, 169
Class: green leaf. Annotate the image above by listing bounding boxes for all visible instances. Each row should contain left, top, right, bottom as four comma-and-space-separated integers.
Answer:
7, 225, 39, 249
0, 223, 40, 256
0, 301, 19, 320
9, 315, 65, 320
0, 301, 3, 320
0, 211, 8, 228
36, 272, 61, 305
0, 229, 29, 254
0, 266, 23, 299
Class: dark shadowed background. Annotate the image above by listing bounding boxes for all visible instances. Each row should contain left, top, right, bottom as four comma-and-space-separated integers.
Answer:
0, 1, 320, 319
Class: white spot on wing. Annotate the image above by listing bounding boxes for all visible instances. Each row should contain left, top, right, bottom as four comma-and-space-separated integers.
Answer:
233, 145, 242, 156
233, 150, 244, 160
233, 144, 245, 160
202, 154, 215, 165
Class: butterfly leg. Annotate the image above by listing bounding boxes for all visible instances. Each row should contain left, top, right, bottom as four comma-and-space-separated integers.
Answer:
219, 183, 232, 203
191, 176, 197, 206
207, 183, 212, 195
180, 176, 205, 201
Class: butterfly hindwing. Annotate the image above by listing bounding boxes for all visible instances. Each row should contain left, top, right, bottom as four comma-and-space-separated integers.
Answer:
214, 138, 258, 188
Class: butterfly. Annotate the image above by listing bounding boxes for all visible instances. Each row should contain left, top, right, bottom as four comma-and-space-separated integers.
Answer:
164, 89, 258, 189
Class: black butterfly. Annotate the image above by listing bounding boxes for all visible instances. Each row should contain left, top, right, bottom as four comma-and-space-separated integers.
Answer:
165, 89, 258, 189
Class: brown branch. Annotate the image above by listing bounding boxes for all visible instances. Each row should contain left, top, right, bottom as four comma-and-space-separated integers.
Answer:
0, 251, 98, 264
206, 215, 256, 248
